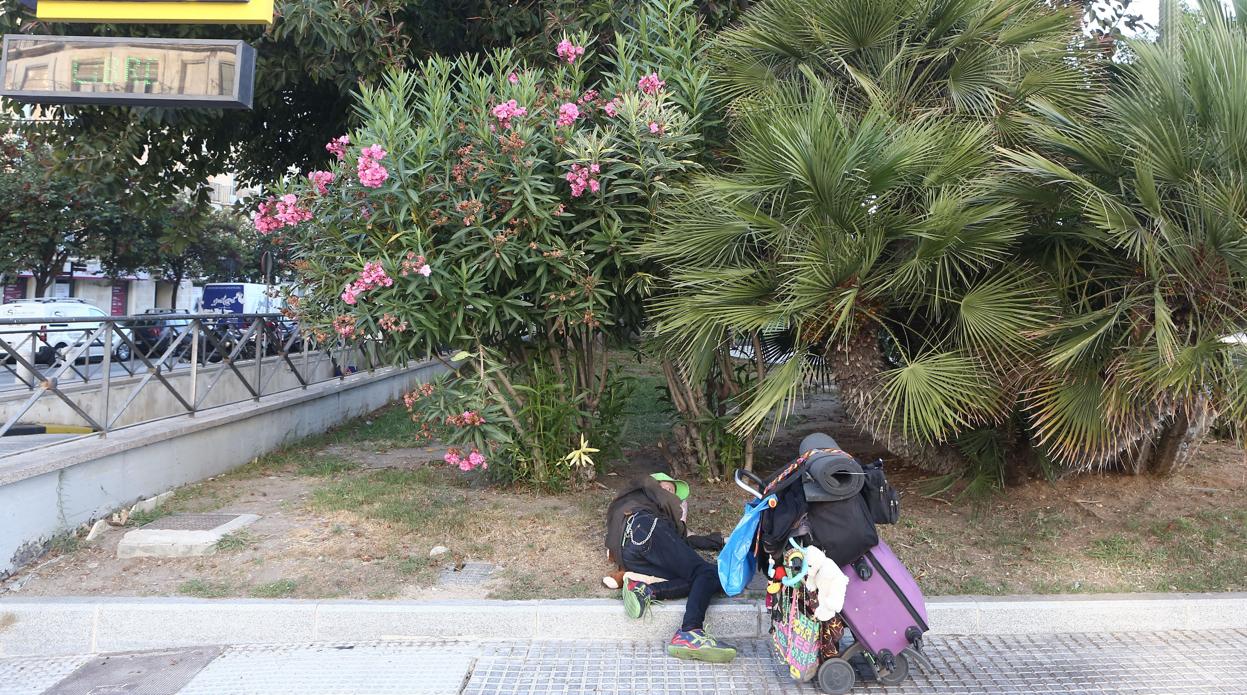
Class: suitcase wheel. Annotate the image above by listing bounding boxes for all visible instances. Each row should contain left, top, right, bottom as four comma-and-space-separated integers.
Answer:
816, 658, 856, 695
877, 650, 910, 686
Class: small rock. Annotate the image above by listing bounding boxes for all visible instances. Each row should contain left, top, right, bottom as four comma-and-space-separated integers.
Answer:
429, 545, 450, 558
85, 519, 110, 542
86, 561, 99, 569
131, 491, 173, 516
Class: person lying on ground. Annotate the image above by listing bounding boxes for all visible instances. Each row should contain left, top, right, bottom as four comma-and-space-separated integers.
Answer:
604, 472, 733, 663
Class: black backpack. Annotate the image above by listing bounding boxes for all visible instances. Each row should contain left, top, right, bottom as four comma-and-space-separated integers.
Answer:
806, 494, 879, 566
860, 459, 900, 525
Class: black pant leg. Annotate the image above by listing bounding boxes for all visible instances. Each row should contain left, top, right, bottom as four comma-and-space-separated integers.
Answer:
621, 513, 721, 632
620, 545, 694, 599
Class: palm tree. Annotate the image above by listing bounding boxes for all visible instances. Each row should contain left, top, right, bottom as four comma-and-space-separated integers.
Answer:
1003, 0, 1247, 473
646, 0, 1093, 474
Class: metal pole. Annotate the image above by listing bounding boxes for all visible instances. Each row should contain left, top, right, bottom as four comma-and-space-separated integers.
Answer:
99, 320, 112, 437
15, 331, 37, 391
302, 327, 310, 389
189, 320, 199, 416
253, 317, 263, 401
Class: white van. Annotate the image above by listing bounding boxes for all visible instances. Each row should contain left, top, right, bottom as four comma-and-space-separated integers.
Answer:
0, 298, 132, 364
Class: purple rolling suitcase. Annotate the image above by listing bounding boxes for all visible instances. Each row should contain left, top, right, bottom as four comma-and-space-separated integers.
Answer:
839, 540, 929, 665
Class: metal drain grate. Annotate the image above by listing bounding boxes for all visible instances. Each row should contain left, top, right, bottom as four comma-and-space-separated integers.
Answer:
140, 513, 241, 531
42, 647, 222, 695
438, 561, 496, 587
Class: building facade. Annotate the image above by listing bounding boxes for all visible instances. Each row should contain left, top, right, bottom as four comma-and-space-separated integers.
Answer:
1, 260, 200, 315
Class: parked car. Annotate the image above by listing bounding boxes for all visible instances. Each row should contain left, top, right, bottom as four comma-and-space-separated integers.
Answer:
124, 309, 191, 359
0, 298, 132, 364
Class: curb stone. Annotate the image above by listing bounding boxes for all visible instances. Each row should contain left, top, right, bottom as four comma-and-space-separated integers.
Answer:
0, 593, 1244, 657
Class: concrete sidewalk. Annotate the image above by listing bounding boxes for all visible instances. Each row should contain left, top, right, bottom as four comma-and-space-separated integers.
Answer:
4, 630, 1246, 694
3, 593, 1247, 657
2, 595, 1246, 693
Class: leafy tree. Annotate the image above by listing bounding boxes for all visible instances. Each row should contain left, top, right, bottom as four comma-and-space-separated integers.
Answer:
644, 0, 1095, 477
1, 0, 414, 194
266, 8, 706, 487
0, 133, 128, 296
140, 205, 250, 308
0, 0, 752, 196
1003, 0, 1247, 474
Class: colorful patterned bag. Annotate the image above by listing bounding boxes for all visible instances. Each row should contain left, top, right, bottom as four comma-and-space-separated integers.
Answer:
770, 550, 821, 681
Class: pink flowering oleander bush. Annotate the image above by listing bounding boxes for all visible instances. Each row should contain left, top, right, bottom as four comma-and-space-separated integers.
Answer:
260, 10, 710, 489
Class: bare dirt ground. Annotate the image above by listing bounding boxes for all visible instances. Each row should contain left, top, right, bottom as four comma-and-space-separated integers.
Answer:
3, 392, 1244, 600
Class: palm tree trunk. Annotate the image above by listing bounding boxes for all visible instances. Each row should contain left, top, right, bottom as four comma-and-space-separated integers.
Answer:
827, 327, 962, 473
1128, 398, 1212, 476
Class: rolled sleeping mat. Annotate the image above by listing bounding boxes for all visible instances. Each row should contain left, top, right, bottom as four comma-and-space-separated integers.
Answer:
799, 432, 840, 455
799, 432, 864, 502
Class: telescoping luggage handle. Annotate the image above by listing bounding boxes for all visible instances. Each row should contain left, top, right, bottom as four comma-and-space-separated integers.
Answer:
734, 468, 767, 499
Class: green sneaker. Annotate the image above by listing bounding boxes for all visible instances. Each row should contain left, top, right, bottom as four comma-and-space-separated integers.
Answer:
667, 629, 737, 663
622, 580, 653, 619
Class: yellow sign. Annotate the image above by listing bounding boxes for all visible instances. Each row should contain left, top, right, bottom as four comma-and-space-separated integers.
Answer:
36, 0, 275, 25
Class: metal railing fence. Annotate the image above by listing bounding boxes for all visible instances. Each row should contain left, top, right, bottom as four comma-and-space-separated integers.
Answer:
0, 313, 385, 448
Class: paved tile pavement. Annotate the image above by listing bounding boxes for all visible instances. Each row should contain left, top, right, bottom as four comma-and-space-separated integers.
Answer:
3, 630, 1245, 694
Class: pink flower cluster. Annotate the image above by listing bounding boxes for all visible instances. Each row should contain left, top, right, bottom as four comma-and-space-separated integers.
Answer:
556, 102, 580, 127
403, 382, 435, 409
400, 251, 432, 278
638, 72, 666, 95
508, 72, 519, 85
326, 135, 350, 160
603, 98, 622, 118
565, 163, 601, 198
379, 313, 408, 333
253, 201, 282, 234
556, 39, 584, 64
308, 170, 335, 195
579, 89, 599, 105
446, 410, 486, 427
444, 447, 488, 471
649, 121, 664, 135
493, 99, 528, 128
357, 144, 389, 188
253, 194, 312, 235
276, 194, 312, 225
340, 261, 393, 305
332, 314, 358, 338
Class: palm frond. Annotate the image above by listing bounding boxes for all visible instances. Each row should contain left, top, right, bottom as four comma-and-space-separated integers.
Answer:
875, 350, 1004, 445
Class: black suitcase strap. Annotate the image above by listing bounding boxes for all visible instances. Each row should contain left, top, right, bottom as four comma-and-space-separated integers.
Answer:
866, 550, 929, 633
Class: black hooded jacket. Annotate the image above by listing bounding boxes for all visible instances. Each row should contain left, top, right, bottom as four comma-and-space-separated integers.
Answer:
604, 475, 687, 569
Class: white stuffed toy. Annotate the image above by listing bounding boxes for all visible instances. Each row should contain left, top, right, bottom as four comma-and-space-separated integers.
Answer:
802, 544, 850, 621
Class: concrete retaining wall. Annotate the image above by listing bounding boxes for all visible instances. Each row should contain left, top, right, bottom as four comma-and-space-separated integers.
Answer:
0, 360, 443, 578
1, 594, 1244, 657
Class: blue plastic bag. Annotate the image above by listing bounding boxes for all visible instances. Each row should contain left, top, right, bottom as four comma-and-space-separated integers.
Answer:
717, 493, 776, 596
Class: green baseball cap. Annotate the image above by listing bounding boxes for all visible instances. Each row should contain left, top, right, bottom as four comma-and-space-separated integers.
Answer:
650, 473, 689, 501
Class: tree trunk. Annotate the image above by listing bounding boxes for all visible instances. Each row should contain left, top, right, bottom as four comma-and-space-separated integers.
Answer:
826, 327, 963, 473
170, 270, 184, 309
660, 357, 716, 479
34, 266, 55, 298
33, 250, 68, 298
1133, 398, 1213, 476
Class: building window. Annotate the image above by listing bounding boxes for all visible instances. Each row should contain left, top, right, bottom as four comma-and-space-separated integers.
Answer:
71, 60, 106, 92
125, 58, 159, 93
